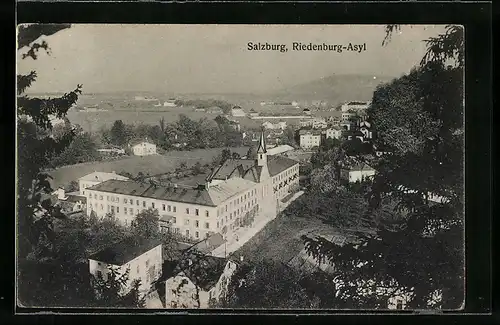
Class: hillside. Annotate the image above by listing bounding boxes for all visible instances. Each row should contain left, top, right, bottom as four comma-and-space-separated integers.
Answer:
271, 74, 396, 105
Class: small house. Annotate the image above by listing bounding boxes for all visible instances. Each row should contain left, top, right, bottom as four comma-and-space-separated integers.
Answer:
88, 237, 163, 295
131, 140, 157, 156
340, 162, 376, 183
164, 252, 238, 308
78, 171, 129, 196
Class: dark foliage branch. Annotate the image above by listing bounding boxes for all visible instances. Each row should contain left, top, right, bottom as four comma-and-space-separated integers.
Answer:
18, 24, 71, 56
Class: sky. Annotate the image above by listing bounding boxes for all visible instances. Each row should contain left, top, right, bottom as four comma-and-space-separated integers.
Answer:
17, 24, 446, 94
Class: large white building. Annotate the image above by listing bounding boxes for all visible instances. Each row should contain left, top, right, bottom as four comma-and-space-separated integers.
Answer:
340, 101, 371, 112
78, 171, 129, 197
85, 133, 299, 242
88, 237, 162, 295
132, 140, 157, 156
298, 129, 322, 149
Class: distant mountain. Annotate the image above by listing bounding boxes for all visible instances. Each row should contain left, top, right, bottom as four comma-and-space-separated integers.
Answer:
271, 74, 396, 105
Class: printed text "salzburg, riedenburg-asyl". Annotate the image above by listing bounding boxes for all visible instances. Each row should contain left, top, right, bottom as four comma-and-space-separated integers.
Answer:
247, 42, 367, 53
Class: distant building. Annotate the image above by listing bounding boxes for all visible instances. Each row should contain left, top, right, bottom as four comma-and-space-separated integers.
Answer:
359, 121, 373, 140
324, 127, 342, 140
311, 117, 327, 129
262, 121, 287, 130
248, 109, 259, 117
50, 187, 87, 214
97, 148, 126, 155
344, 130, 365, 142
132, 140, 157, 156
207, 106, 223, 114
327, 116, 341, 126
373, 144, 393, 157
88, 237, 162, 295
231, 106, 246, 117
303, 108, 312, 116
163, 100, 177, 107
340, 121, 351, 131
340, 101, 371, 112
164, 252, 238, 308
266, 144, 295, 156
340, 162, 376, 183
342, 110, 356, 122
194, 108, 206, 112
298, 129, 322, 149
78, 171, 129, 196
299, 119, 313, 128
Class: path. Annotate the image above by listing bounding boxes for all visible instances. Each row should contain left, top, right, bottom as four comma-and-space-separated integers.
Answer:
211, 191, 304, 258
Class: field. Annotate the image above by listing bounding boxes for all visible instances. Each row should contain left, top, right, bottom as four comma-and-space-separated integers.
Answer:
48, 146, 248, 189
62, 92, 344, 132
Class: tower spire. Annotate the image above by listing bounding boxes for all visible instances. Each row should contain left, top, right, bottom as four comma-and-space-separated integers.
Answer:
257, 130, 267, 154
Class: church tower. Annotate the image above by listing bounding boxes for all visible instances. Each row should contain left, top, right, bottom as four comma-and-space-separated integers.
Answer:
256, 131, 267, 167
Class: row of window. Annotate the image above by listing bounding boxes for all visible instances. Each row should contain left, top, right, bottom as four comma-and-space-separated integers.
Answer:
217, 189, 257, 216
88, 192, 216, 217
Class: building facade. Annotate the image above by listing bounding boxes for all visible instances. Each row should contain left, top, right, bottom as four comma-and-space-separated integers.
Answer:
298, 129, 322, 149
88, 237, 162, 295
340, 163, 376, 183
85, 133, 299, 242
164, 253, 238, 308
78, 171, 129, 196
132, 141, 157, 156
324, 127, 342, 140
340, 101, 371, 112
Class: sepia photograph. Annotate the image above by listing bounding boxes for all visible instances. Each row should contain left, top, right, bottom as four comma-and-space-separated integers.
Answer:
16, 24, 464, 311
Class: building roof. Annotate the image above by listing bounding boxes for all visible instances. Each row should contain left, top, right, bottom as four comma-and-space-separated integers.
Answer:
191, 233, 226, 254
89, 179, 217, 206
207, 178, 258, 205
88, 176, 258, 207
78, 171, 129, 183
173, 252, 229, 291
266, 145, 294, 156
130, 139, 156, 147
299, 129, 322, 136
343, 162, 375, 172
88, 236, 162, 266
267, 155, 298, 176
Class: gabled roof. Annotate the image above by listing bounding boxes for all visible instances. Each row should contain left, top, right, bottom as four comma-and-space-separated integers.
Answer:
78, 171, 129, 183
344, 162, 375, 172
267, 155, 299, 176
88, 236, 162, 266
172, 252, 229, 291
192, 233, 226, 254
130, 139, 156, 147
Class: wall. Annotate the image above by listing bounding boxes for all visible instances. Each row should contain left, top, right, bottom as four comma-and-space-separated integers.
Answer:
89, 244, 162, 295
86, 188, 218, 239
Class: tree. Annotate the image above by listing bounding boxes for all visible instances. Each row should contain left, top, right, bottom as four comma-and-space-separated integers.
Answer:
192, 162, 203, 176
50, 132, 101, 167
219, 260, 318, 309
132, 208, 160, 239
302, 25, 464, 309
93, 266, 145, 308
65, 180, 79, 192
246, 146, 257, 159
110, 120, 127, 146
17, 24, 82, 261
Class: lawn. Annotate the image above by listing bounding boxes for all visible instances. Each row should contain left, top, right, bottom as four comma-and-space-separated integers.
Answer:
235, 208, 342, 265
48, 146, 248, 189
234, 193, 376, 266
